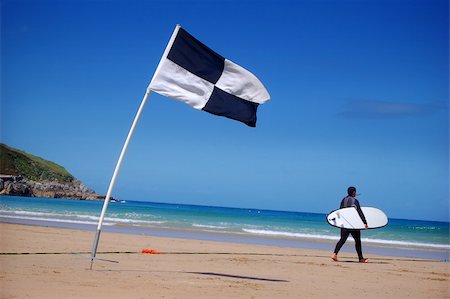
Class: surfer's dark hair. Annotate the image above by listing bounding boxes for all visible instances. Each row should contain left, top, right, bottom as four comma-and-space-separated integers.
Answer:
347, 186, 356, 196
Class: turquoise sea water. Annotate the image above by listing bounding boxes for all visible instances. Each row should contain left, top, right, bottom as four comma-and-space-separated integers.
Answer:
1, 195, 449, 260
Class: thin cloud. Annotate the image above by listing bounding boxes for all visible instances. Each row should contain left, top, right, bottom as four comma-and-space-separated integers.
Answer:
337, 99, 448, 119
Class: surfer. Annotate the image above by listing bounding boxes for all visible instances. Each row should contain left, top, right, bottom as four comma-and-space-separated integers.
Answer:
331, 186, 369, 263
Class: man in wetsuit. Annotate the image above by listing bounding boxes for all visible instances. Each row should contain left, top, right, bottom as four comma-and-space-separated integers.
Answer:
331, 186, 369, 263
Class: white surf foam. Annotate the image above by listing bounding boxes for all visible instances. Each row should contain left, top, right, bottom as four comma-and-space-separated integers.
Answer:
242, 228, 450, 250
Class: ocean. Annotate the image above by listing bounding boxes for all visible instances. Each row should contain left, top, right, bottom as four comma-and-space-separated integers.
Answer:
1, 195, 449, 260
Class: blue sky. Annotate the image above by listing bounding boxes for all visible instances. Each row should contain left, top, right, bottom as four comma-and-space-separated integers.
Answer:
2, 0, 448, 221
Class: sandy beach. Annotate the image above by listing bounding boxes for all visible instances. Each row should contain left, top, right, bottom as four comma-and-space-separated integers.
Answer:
1, 223, 448, 298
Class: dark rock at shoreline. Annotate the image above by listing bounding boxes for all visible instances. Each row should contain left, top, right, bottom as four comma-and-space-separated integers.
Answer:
0, 175, 103, 200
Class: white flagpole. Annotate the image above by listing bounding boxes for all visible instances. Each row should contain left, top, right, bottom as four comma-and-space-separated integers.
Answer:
90, 24, 179, 269
90, 89, 151, 269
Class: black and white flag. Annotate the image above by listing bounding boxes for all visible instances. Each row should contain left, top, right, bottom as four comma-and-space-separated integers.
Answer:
148, 25, 270, 127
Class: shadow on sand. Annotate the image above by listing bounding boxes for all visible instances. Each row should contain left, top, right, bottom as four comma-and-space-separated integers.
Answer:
185, 271, 289, 282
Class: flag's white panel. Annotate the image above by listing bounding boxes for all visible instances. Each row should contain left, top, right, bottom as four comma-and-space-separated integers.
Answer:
215, 59, 270, 104
148, 59, 214, 110
149, 25, 181, 87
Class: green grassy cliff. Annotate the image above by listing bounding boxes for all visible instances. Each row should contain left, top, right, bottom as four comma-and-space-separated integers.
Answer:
0, 143, 74, 183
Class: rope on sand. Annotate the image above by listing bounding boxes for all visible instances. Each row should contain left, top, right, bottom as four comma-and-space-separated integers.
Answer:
0, 251, 445, 262
0, 251, 136, 255
0, 251, 299, 256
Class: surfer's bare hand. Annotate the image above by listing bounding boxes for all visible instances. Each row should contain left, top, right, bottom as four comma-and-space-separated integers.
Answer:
364, 224, 369, 229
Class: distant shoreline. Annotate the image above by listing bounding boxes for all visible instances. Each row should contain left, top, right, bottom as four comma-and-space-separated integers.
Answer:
1, 195, 449, 261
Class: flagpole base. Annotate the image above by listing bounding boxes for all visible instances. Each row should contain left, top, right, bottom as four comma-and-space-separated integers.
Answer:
90, 229, 102, 270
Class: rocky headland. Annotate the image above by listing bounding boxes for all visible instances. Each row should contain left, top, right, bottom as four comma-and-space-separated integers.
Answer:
0, 143, 103, 200
0, 175, 102, 200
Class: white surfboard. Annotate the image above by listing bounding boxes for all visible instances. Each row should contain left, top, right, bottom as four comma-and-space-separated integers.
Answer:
326, 207, 388, 229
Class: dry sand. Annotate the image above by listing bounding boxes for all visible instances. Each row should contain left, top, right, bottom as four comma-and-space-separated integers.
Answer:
1, 223, 449, 298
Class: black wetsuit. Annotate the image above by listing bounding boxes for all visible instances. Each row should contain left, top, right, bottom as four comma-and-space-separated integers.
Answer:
333, 196, 367, 260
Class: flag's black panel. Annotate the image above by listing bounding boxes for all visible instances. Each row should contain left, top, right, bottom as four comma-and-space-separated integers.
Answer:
203, 87, 259, 127
168, 28, 225, 84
